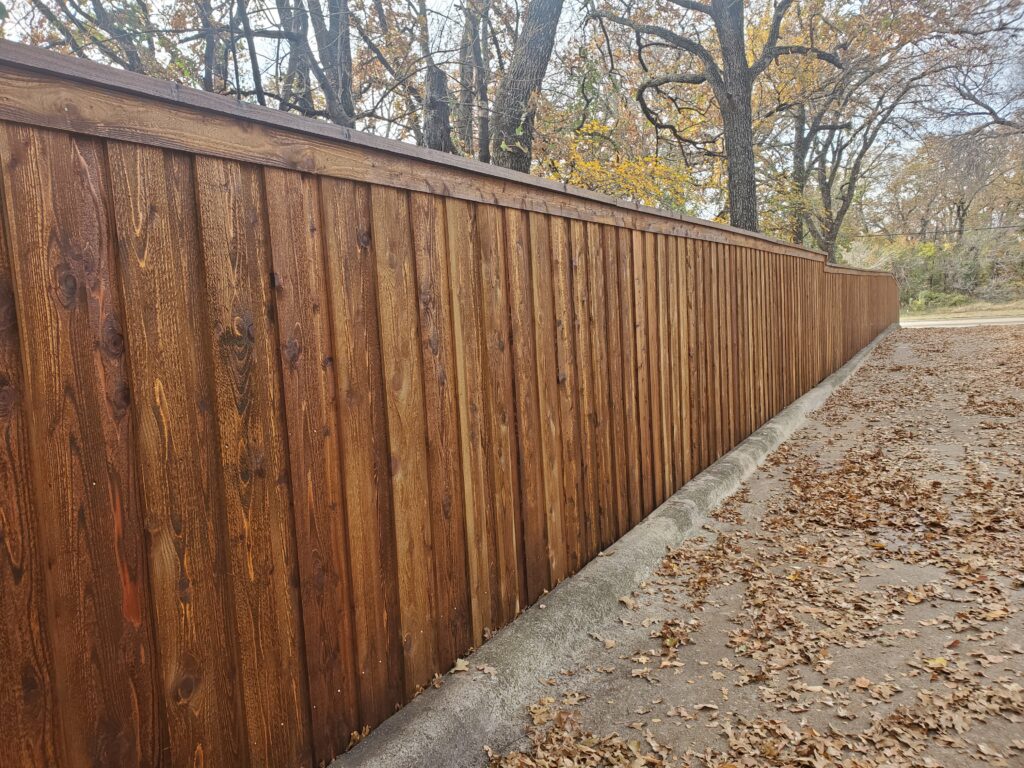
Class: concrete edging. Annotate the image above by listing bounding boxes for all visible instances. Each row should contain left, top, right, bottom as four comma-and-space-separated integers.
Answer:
333, 324, 897, 768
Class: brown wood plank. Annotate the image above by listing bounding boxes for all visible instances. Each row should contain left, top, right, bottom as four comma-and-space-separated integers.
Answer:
736, 247, 750, 440
684, 240, 700, 481
706, 242, 722, 464
409, 191, 472, 671
602, 226, 629, 537
107, 140, 246, 766
631, 231, 654, 515
529, 213, 567, 583
656, 236, 673, 494
688, 239, 707, 474
369, 184, 438, 696
1, 126, 157, 768
263, 167, 360, 760
0, 138, 60, 768
569, 220, 599, 561
617, 229, 642, 527
550, 217, 585, 573
676, 238, 693, 482
319, 177, 404, 727
445, 198, 498, 644
666, 236, 682, 488
586, 222, 615, 546
723, 244, 738, 450
644, 233, 664, 505
194, 156, 312, 766
477, 203, 523, 623
506, 208, 549, 603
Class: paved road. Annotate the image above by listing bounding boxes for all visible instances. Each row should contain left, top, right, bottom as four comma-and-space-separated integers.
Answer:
491, 324, 1024, 768
901, 315, 1024, 328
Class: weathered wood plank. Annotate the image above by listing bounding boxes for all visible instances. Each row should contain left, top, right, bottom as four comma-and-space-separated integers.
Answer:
632, 231, 654, 515
570, 220, 599, 560
601, 226, 628, 538
477, 203, 522, 622
0, 155, 59, 768
586, 222, 614, 546
617, 229, 642, 527
644, 233, 664, 505
506, 208, 548, 602
370, 184, 438, 697
550, 217, 584, 572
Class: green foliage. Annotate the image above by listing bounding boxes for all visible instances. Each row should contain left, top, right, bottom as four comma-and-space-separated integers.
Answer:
906, 290, 970, 313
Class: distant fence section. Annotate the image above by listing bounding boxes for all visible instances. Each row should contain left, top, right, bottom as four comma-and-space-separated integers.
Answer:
0, 41, 898, 768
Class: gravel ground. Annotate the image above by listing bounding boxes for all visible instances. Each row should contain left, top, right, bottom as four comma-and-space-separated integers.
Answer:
488, 325, 1024, 768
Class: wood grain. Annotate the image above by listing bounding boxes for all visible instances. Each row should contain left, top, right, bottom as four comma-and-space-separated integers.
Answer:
263, 167, 360, 761
194, 155, 312, 767
107, 140, 245, 766
409, 191, 472, 671
445, 198, 498, 644
320, 178, 404, 726
370, 185, 438, 696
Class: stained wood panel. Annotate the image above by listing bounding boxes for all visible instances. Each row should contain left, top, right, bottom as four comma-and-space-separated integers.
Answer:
320, 178, 404, 726
0, 51, 899, 768
263, 167, 360, 760
0, 129, 82, 768
4, 128, 165, 768
446, 198, 499, 644
107, 140, 246, 766
529, 213, 567, 585
409, 191, 472, 670
370, 185, 438, 696
478, 204, 523, 622
194, 155, 312, 767
551, 217, 585, 572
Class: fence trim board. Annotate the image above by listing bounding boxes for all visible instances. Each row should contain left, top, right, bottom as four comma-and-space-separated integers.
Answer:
0, 39, 841, 263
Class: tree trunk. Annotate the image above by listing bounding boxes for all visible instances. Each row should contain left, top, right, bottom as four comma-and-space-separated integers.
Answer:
711, 0, 758, 231
792, 104, 808, 243
455, 5, 478, 153
720, 95, 758, 231
490, 0, 564, 172
423, 63, 457, 152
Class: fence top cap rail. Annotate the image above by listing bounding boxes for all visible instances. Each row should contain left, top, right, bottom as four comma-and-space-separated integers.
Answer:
0, 38, 891, 267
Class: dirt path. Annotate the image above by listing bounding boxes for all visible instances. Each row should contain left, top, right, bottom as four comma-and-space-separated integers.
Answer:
489, 326, 1024, 768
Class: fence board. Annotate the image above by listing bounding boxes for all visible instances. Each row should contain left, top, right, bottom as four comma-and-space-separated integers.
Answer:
0, 126, 161, 768
263, 167, 360, 760
320, 178, 404, 726
107, 141, 247, 766
0, 137, 60, 768
409, 191, 472, 672
194, 156, 312, 766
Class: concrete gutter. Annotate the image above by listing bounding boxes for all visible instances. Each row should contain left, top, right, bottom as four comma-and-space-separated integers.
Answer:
333, 324, 898, 768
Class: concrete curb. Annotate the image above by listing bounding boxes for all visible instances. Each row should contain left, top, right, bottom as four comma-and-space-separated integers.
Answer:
333, 324, 897, 768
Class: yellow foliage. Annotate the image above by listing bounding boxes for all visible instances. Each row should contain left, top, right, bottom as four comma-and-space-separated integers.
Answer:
539, 121, 696, 212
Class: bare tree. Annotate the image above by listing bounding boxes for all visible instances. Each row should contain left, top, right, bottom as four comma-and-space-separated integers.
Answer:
594, 0, 841, 231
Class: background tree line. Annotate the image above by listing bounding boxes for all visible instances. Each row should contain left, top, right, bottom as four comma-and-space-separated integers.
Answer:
1, 0, 1021, 304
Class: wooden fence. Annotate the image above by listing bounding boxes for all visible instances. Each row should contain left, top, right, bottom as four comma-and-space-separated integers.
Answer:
0, 41, 898, 768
